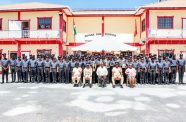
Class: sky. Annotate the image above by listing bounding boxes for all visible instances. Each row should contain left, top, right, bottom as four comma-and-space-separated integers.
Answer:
0, 0, 158, 9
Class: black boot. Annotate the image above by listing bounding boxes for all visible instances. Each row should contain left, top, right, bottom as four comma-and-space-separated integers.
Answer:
89, 84, 92, 88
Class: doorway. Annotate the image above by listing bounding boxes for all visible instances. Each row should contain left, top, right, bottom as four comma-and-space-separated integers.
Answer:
0, 49, 2, 60
9, 51, 18, 59
22, 21, 30, 38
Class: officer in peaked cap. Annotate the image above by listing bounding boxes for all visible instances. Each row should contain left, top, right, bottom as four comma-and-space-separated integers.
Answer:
177, 54, 186, 84
22, 56, 30, 83
51, 57, 58, 83
58, 56, 65, 83
157, 55, 164, 84
149, 57, 157, 84
44, 55, 51, 83
163, 57, 171, 84
37, 55, 44, 83
9, 55, 17, 83
65, 58, 71, 84
29, 54, 37, 82
16, 56, 22, 83
1, 53, 9, 83
138, 57, 146, 84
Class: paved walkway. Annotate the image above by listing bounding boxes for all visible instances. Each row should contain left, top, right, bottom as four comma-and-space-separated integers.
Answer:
0, 74, 186, 122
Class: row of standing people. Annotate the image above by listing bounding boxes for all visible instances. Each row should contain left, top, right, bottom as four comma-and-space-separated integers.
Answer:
0, 53, 185, 86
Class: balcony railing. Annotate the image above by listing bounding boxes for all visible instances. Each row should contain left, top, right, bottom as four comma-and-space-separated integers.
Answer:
149, 29, 186, 38
0, 30, 60, 39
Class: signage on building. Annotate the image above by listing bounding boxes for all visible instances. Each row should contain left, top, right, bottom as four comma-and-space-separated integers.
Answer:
76, 33, 134, 43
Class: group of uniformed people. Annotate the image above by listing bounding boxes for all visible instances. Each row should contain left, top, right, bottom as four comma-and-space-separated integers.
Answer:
0, 53, 186, 88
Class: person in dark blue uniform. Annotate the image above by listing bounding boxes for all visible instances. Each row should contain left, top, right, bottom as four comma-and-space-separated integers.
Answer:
0, 53, 9, 83
157, 56, 164, 84
29, 55, 37, 82
177, 54, 186, 84
163, 57, 171, 84
16, 56, 22, 83
132, 57, 139, 83
65, 58, 71, 84
138, 58, 146, 84
37, 55, 44, 83
9, 56, 17, 83
58, 57, 65, 83
51, 58, 58, 83
22, 56, 30, 83
44, 56, 51, 83
149, 57, 157, 84
170, 55, 177, 84
70, 58, 76, 83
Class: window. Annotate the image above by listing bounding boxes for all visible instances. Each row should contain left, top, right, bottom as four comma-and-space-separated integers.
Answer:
0, 19, 2, 30
37, 49, 51, 58
158, 49, 174, 58
63, 20, 67, 32
38, 17, 52, 29
158, 16, 173, 29
142, 19, 145, 32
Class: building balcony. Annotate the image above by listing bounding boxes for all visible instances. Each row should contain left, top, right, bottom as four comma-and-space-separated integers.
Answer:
149, 29, 186, 39
0, 30, 60, 39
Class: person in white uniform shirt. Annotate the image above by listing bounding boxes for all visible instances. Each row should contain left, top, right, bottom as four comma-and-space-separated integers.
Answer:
125, 64, 136, 88
112, 62, 123, 88
83, 63, 93, 88
72, 63, 82, 87
96, 62, 108, 88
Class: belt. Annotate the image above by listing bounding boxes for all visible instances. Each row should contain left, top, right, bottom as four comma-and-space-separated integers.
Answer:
45, 67, 50, 68
23, 67, 28, 69
16, 66, 22, 68
171, 66, 176, 67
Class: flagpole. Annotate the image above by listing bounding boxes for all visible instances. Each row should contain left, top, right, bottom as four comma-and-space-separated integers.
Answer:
73, 18, 77, 47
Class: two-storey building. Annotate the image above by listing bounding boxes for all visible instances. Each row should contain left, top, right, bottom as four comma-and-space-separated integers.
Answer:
0, 0, 186, 59
0, 2, 71, 59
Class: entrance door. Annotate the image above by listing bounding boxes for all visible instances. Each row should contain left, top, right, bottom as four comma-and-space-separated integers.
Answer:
22, 21, 30, 38
9, 51, 18, 59
21, 51, 30, 59
0, 49, 2, 60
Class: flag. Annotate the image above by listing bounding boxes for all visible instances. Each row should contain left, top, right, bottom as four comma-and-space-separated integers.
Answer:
134, 19, 138, 37
73, 19, 77, 36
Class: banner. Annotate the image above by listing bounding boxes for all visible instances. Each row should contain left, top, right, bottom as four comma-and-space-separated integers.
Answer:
75, 33, 134, 43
